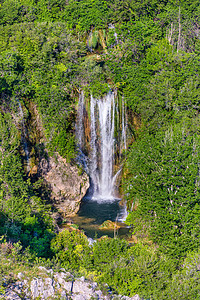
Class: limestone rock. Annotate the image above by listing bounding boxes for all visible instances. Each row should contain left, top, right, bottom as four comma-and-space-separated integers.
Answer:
73, 295, 87, 300
1, 268, 142, 300
38, 266, 48, 273
72, 280, 93, 297
60, 290, 68, 299
17, 273, 24, 280
41, 153, 89, 216
54, 272, 72, 293
132, 295, 140, 300
13, 283, 22, 294
121, 295, 141, 300
3, 290, 21, 300
30, 277, 54, 299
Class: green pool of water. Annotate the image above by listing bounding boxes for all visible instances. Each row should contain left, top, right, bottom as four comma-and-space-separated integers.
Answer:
69, 198, 130, 239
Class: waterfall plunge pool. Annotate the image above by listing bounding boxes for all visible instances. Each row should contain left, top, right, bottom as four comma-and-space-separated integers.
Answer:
68, 197, 130, 239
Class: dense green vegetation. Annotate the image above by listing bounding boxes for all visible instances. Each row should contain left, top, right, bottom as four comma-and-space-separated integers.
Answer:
0, 0, 200, 299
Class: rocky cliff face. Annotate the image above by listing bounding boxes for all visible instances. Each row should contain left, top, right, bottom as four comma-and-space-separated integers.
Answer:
18, 102, 90, 217
40, 153, 89, 217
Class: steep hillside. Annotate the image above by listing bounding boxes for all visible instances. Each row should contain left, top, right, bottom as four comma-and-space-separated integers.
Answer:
0, 1, 200, 299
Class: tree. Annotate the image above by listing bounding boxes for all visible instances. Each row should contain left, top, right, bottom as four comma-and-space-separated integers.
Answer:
125, 125, 200, 257
0, 112, 29, 222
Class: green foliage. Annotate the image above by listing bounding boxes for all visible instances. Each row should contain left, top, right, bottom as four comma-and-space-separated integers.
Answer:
0, 1, 200, 298
99, 242, 175, 298
92, 238, 128, 272
62, 0, 110, 31
0, 0, 22, 25
50, 128, 76, 162
0, 112, 29, 222
165, 249, 200, 299
88, 31, 99, 49
0, 111, 54, 256
51, 230, 91, 270
0, 22, 86, 161
125, 125, 200, 257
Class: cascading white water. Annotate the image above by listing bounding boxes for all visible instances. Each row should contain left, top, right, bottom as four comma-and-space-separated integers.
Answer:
97, 92, 115, 198
76, 91, 127, 201
90, 95, 99, 194
88, 93, 115, 199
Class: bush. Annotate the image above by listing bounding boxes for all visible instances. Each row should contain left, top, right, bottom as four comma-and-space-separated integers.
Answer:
50, 230, 91, 271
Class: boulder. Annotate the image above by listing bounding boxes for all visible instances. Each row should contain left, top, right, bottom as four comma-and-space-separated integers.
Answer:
99, 220, 120, 230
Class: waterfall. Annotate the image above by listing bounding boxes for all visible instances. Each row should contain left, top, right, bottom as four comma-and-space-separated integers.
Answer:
76, 91, 127, 202
97, 92, 115, 198
90, 95, 99, 194
18, 102, 30, 172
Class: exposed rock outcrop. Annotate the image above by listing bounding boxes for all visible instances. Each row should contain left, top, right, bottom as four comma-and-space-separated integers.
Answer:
1, 267, 141, 300
40, 153, 89, 217
16, 102, 89, 217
